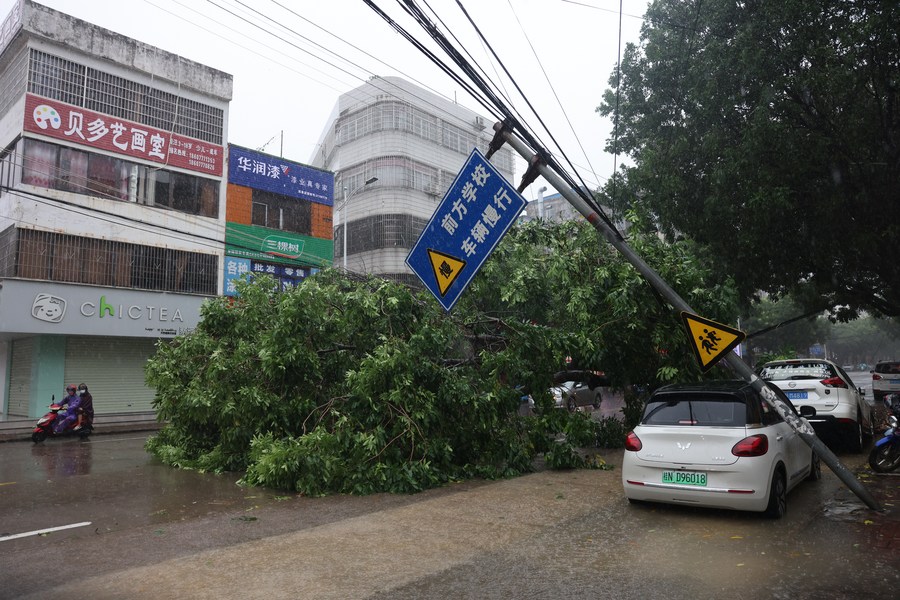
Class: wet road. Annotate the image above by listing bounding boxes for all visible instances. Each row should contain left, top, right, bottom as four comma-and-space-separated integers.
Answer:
1, 428, 898, 599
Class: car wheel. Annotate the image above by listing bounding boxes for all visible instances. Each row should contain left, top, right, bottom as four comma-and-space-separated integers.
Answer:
764, 468, 787, 519
567, 396, 577, 412
847, 411, 864, 453
592, 391, 602, 410
868, 443, 900, 473
806, 452, 821, 481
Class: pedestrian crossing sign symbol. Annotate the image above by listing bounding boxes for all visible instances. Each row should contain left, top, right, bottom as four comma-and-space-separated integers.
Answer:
428, 249, 466, 296
681, 312, 745, 372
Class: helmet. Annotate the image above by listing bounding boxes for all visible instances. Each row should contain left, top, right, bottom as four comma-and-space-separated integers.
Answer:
66, 384, 77, 393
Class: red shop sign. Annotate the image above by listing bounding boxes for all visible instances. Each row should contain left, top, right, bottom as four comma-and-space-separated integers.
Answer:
24, 93, 223, 177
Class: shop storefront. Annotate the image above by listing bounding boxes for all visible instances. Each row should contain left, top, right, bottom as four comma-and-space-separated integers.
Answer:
0, 279, 208, 418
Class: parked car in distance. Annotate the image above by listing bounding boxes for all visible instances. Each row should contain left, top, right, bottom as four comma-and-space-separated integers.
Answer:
871, 361, 900, 404
551, 380, 602, 411
551, 369, 609, 412
757, 358, 873, 452
622, 380, 819, 518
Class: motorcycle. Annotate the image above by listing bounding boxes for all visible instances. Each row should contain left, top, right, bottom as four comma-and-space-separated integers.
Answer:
868, 393, 900, 473
32, 395, 93, 443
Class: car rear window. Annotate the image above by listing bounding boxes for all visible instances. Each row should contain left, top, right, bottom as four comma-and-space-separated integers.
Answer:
875, 362, 900, 375
758, 362, 834, 381
641, 394, 747, 426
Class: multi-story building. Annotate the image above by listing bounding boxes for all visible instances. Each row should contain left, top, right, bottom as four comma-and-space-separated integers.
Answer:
224, 144, 334, 294
0, 1, 232, 418
311, 76, 514, 284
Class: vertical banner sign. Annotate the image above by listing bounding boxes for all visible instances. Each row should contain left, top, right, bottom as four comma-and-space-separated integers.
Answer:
407, 148, 526, 311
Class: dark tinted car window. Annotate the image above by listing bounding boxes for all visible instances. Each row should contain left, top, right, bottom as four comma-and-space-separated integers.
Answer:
642, 394, 746, 427
875, 362, 900, 375
758, 362, 834, 381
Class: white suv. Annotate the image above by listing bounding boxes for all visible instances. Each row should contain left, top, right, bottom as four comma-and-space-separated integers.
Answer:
871, 361, 900, 403
757, 358, 874, 452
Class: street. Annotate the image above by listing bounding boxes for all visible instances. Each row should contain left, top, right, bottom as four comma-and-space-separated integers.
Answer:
1, 424, 897, 599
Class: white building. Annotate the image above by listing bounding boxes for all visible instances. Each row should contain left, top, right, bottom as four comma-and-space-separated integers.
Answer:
312, 76, 514, 284
0, 1, 231, 417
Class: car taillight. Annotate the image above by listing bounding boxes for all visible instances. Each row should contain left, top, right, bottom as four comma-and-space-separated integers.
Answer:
820, 376, 848, 389
873, 374, 883, 381
625, 431, 642, 451
732, 434, 768, 457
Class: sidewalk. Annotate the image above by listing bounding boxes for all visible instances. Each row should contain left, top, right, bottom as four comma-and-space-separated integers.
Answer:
0, 411, 162, 442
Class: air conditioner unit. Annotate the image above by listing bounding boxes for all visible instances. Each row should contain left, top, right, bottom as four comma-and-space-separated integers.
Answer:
474, 116, 485, 130
424, 183, 440, 196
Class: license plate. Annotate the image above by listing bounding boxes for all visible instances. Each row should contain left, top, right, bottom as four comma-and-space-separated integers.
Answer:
662, 470, 707, 486
786, 391, 807, 400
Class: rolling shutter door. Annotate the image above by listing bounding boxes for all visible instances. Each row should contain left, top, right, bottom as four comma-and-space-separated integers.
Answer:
7, 338, 34, 417
64, 337, 159, 413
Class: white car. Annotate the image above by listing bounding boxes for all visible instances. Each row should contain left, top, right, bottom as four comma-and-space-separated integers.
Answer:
871, 361, 900, 403
757, 358, 874, 452
622, 380, 819, 518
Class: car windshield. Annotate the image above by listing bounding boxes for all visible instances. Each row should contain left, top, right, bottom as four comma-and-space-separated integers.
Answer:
641, 394, 747, 427
758, 362, 834, 381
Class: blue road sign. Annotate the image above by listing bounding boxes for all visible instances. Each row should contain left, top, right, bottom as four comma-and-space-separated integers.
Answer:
407, 148, 526, 311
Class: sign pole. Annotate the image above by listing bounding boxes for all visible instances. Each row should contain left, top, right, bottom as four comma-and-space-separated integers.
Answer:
494, 123, 881, 511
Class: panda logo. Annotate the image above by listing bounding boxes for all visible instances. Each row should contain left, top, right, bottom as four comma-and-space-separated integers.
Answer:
32, 293, 67, 323
33, 104, 62, 130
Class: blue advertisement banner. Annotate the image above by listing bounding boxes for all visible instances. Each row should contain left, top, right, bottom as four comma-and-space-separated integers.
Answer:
228, 145, 334, 205
224, 257, 252, 297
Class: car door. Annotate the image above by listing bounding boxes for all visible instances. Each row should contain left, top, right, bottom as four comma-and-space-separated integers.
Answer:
759, 390, 808, 488
835, 363, 869, 421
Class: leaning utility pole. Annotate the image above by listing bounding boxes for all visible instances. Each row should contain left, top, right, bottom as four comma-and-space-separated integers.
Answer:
492, 122, 881, 512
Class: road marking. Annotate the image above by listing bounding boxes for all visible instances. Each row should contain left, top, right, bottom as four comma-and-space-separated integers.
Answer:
0, 521, 92, 542
0, 481, 16, 487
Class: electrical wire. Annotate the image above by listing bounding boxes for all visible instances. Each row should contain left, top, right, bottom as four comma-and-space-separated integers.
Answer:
370, 0, 622, 237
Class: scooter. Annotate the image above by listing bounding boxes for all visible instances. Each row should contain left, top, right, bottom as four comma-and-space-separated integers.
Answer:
32, 395, 93, 443
868, 393, 900, 473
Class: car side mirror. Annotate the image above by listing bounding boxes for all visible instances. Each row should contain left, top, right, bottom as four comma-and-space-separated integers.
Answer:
799, 405, 816, 418
859, 387, 865, 396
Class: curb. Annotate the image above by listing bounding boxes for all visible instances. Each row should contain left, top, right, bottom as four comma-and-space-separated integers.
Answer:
0, 413, 163, 443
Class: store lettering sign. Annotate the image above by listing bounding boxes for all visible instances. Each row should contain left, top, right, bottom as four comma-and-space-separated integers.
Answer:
78, 295, 185, 322
0, 281, 206, 339
24, 93, 223, 176
262, 234, 304, 258
228, 145, 333, 205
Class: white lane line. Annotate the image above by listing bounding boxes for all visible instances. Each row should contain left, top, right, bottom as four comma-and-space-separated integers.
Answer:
0, 521, 92, 542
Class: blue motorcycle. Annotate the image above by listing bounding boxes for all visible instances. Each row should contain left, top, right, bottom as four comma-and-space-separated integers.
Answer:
869, 394, 900, 473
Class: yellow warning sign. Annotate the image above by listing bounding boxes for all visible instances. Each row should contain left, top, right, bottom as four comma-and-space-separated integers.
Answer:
681, 312, 746, 372
428, 248, 466, 296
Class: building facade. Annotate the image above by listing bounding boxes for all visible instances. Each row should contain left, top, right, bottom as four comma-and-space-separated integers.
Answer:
311, 76, 514, 284
0, 1, 232, 417
224, 144, 334, 294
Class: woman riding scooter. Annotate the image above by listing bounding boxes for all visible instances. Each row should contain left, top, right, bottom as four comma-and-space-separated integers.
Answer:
53, 385, 81, 433
75, 383, 93, 431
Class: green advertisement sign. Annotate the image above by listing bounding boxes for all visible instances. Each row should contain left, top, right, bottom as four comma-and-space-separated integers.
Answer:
226, 223, 333, 267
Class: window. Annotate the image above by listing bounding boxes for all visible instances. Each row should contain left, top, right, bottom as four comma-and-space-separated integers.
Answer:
252, 202, 268, 227
641, 395, 747, 427
251, 190, 311, 234
0, 227, 217, 294
22, 139, 219, 218
758, 362, 834, 381
29, 49, 224, 144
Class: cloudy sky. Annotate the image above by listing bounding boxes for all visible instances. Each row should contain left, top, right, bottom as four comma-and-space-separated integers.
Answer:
0, 0, 648, 202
